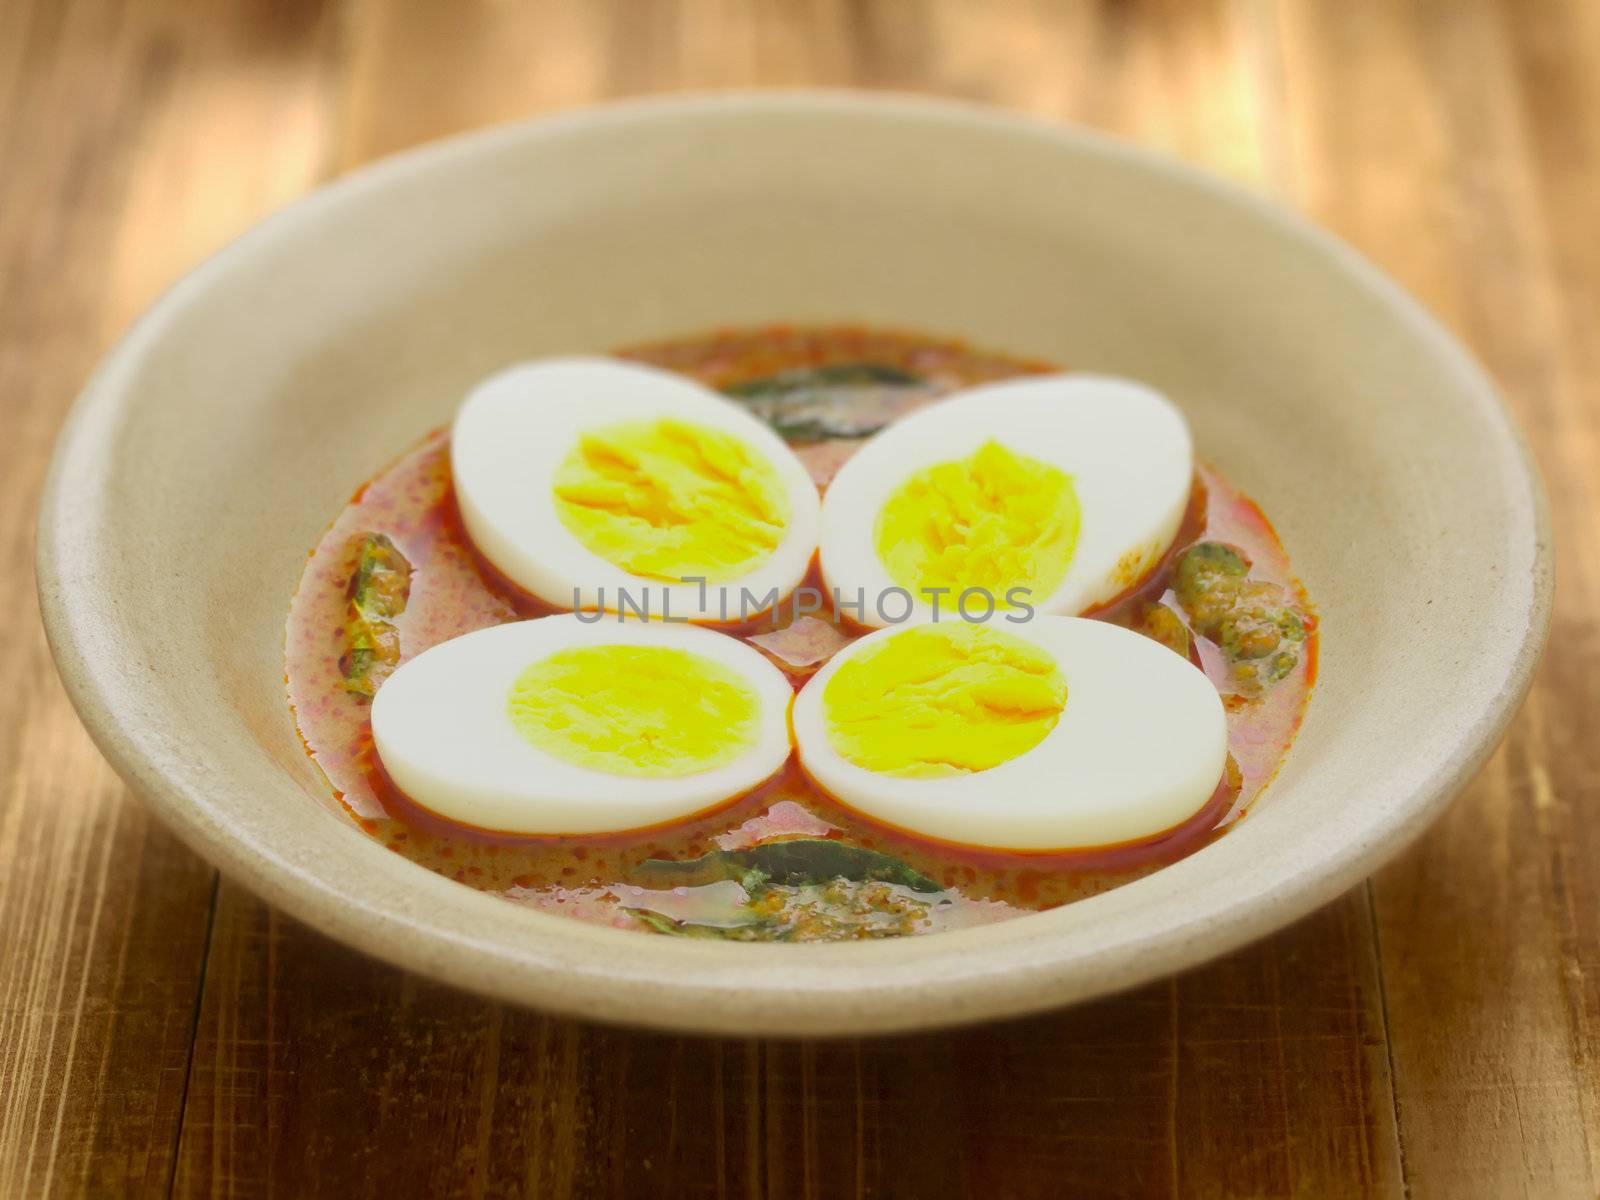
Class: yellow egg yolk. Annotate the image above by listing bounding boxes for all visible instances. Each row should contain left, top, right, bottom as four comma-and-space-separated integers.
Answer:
822, 623, 1067, 778
552, 419, 790, 582
507, 645, 763, 777
874, 440, 1080, 609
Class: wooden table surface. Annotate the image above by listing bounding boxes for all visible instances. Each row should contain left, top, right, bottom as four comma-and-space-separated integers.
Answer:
2, 1, 1597, 1196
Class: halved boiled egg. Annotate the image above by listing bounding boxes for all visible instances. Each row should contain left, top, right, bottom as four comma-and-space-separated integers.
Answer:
791, 617, 1227, 851
819, 374, 1193, 627
453, 358, 821, 622
371, 615, 794, 834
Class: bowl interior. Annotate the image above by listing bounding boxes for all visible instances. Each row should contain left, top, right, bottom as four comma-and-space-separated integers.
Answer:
41, 94, 1547, 1035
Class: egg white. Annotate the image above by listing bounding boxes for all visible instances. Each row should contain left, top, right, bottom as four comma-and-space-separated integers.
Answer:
370, 615, 795, 835
791, 616, 1228, 851
818, 374, 1193, 627
452, 357, 821, 622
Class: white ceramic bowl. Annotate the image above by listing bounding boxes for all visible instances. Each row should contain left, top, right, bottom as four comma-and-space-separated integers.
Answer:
38, 92, 1551, 1036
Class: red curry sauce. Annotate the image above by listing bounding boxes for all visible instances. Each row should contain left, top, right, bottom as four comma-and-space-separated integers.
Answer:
286, 326, 1315, 941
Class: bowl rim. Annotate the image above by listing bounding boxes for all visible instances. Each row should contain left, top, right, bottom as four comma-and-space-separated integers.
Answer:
37, 89, 1554, 1037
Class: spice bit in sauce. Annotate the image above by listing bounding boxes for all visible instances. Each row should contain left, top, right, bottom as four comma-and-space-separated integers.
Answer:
619, 839, 953, 940
628, 879, 942, 942
1129, 600, 1194, 661
1172, 541, 1308, 695
338, 533, 412, 700
623, 839, 948, 940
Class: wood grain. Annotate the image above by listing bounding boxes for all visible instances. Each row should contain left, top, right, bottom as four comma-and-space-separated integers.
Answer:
0, 0, 336, 1195
1279, 2, 1600, 1194
0, 0, 1592, 1196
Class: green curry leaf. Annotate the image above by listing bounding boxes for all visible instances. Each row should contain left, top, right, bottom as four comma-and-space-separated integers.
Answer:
722, 362, 930, 440
637, 838, 942, 894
